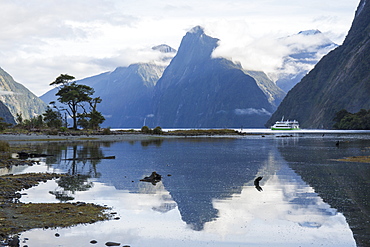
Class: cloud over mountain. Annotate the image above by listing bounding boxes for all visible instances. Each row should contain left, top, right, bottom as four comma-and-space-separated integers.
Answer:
211, 28, 337, 84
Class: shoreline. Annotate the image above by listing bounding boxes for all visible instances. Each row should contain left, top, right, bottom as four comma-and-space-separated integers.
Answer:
1, 129, 370, 143
0, 133, 164, 142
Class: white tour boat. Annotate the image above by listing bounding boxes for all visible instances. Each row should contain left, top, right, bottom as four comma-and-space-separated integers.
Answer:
271, 117, 300, 130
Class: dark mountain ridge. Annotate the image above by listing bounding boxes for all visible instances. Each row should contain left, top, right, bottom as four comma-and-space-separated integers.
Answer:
267, 0, 370, 129
152, 26, 279, 128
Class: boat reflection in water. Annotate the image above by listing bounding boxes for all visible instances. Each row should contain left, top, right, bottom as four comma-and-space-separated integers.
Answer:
15, 138, 356, 246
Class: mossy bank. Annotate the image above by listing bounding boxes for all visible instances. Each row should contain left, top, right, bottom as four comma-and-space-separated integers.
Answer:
0, 173, 111, 237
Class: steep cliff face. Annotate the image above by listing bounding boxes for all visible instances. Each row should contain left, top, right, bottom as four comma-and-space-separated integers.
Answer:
0, 67, 47, 121
267, 0, 370, 129
0, 100, 15, 124
152, 26, 276, 128
89, 63, 166, 127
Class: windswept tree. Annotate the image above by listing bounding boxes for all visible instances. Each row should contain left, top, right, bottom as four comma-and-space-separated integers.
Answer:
50, 74, 96, 130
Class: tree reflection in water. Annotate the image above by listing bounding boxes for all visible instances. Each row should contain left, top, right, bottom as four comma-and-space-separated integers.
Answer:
49, 175, 93, 202
36, 141, 114, 202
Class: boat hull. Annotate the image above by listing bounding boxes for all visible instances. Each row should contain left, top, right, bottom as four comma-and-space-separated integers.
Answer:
271, 127, 300, 130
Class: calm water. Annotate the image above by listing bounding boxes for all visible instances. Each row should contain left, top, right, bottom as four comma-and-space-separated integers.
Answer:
4, 133, 370, 246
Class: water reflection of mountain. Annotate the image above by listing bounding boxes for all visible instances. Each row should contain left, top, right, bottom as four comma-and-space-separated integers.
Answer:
96, 138, 270, 230
13, 138, 358, 245
277, 137, 370, 247
160, 140, 268, 230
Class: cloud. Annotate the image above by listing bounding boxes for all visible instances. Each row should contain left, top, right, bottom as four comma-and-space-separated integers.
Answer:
0, 0, 359, 96
210, 26, 338, 82
234, 108, 272, 116
92, 46, 176, 70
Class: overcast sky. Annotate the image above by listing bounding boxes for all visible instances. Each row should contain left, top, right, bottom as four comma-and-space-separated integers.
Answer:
0, 0, 360, 96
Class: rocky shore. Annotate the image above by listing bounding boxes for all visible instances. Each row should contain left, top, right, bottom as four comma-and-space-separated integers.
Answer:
0, 137, 115, 244
0, 128, 245, 142
0, 173, 112, 238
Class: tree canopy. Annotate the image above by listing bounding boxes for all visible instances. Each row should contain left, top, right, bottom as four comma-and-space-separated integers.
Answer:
50, 74, 75, 86
333, 109, 370, 130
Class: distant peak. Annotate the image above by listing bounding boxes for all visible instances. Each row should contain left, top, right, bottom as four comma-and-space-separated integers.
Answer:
189, 26, 205, 34
152, 44, 177, 53
298, 30, 322, 35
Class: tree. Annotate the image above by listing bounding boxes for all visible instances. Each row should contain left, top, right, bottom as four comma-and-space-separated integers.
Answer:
43, 106, 63, 128
22, 115, 44, 130
50, 74, 75, 86
333, 109, 349, 123
333, 108, 370, 129
77, 97, 105, 130
141, 126, 151, 134
153, 126, 163, 134
16, 113, 23, 124
50, 74, 95, 130
87, 97, 105, 130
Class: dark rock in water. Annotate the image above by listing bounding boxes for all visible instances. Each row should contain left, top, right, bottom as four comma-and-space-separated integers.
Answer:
140, 171, 162, 185
55, 233, 60, 237
254, 176, 263, 192
15, 152, 53, 159
90, 240, 98, 244
16, 152, 29, 159
8, 236, 20, 247
105, 242, 121, 246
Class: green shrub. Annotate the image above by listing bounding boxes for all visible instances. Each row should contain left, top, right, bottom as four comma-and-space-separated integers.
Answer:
153, 126, 163, 135
46, 129, 59, 135
102, 127, 111, 135
141, 126, 151, 134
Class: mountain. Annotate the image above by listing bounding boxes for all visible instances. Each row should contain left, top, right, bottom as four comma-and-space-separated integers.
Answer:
152, 26, 282, 128
42, 62, 168, 128
41, 28, 284, 128
0, 67, 47, 122
267, 0, 370, 129
0, 100, 15, 124
244, 70, 285, 109
152, 44, 177, 54
272, 30, 338, 92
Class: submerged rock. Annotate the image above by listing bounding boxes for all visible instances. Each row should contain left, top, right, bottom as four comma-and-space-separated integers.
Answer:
140, 171, 162, 185
8, 236, 20, 247
105, 242, 121, 246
